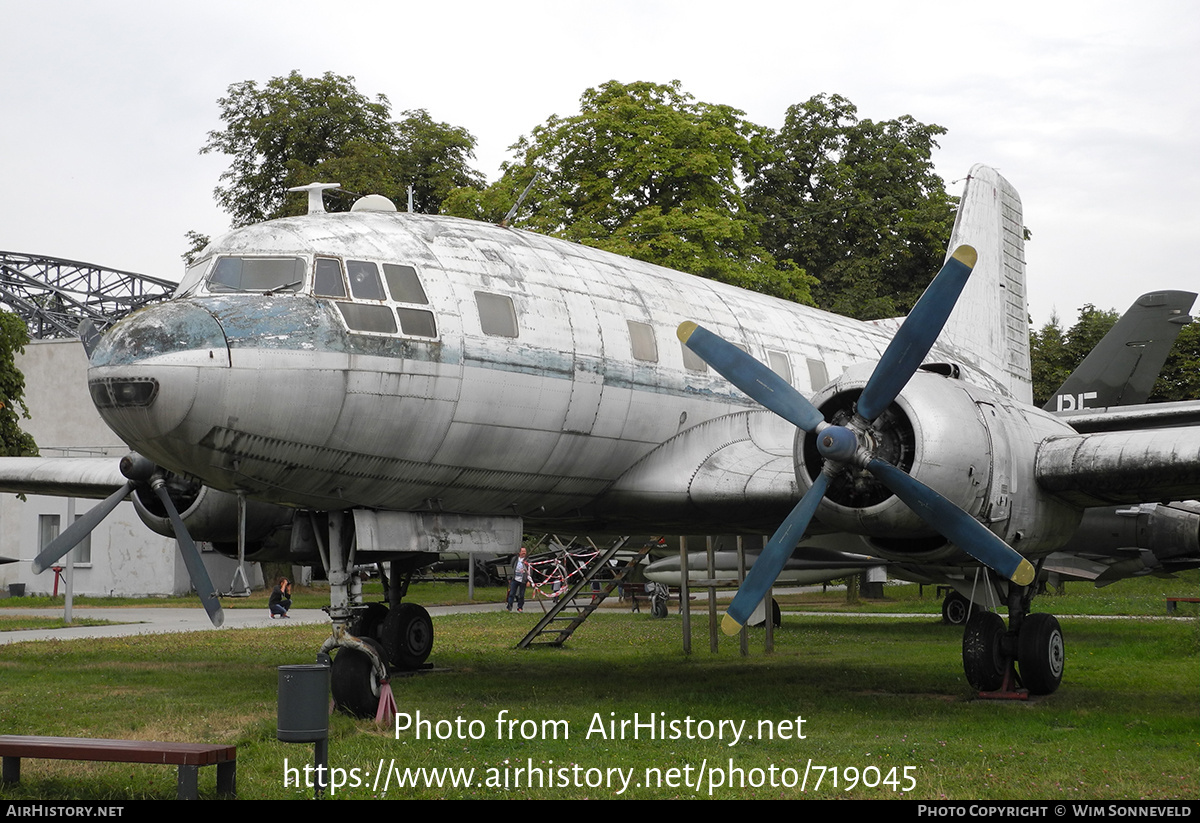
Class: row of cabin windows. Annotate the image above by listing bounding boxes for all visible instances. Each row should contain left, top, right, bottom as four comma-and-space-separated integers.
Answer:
627, 319, 829, 389
196, 255, 828, 386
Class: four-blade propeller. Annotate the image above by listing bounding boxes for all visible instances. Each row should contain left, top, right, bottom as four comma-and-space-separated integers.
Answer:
678, 245, 1034, 635
31, 454, 224, 628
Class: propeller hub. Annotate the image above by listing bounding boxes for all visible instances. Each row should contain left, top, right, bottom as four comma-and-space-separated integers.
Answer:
816, 425, 858, 463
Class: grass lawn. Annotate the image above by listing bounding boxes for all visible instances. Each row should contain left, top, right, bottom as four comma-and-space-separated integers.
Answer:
0, 570, 1194, 800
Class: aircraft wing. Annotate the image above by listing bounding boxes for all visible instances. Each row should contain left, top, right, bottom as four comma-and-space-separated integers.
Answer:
1037, 426, 1200, 507
0, 457, 126, 500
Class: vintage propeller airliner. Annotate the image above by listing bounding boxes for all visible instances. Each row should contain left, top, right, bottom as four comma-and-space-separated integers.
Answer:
5, 165, 1199, 714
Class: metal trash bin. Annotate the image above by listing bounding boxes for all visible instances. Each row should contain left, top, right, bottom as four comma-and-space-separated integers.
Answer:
277, 663, 330, 743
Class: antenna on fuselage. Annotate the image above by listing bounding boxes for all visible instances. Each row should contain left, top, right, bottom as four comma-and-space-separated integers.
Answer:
499, 172, 540, 228
287, 182, 341, 215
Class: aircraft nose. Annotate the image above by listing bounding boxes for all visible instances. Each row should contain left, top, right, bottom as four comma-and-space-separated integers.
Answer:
87, 300, 230, 448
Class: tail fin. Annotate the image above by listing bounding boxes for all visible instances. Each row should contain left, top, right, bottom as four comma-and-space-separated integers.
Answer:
938, 165, 1030, 402
1046, 291, 1196, 411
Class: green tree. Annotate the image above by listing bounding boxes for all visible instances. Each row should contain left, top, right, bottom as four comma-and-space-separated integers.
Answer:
201, 71, 482, 225
444, 80, 815, 304
0, 312, 38, 457
746, 94, 957, 320
1029, 305, 1120, 407
1151, 321, 1200, 401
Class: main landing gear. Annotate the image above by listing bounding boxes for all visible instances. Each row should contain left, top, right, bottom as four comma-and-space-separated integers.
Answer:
960, 581, 1063, 697
308, 512, 437, 718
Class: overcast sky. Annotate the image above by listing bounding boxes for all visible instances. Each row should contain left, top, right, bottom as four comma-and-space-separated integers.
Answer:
2, 0, 1196, 327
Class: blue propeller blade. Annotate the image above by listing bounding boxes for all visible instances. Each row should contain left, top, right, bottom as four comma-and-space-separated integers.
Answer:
723, 472, 830, 634
32, 481, 134, 574
678, 322, 826, 433
857, 246, 977, 422
153, 482, 225, 628
866, 458, 1034, 586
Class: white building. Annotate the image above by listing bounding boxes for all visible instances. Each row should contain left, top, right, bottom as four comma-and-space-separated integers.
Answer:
0, 338, 262, 598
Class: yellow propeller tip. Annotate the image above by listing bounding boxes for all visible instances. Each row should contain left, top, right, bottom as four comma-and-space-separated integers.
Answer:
1011, 559, 1036, 588
677, 321, 698, 343
952, 245, 978, 268
721, 613, 744, 636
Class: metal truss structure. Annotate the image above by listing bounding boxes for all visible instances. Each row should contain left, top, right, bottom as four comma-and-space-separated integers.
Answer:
0, 252, 176, 339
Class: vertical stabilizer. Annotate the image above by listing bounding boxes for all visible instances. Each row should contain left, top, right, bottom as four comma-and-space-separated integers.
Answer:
938, 165, 1031, 402
1045, 290, 1196, 411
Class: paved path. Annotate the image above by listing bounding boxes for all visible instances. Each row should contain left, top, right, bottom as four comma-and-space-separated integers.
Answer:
0, 601, 509, 645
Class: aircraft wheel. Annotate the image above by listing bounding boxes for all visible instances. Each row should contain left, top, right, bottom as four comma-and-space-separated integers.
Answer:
1017, 613, 1064, 695
962, 611, 1007, 691
331, 638, 384, 719
651, 597, 668, 619
350, 602, 388, 642
941, 591, 971, 625
771, 598, 782, 628
382, 603, 434, 670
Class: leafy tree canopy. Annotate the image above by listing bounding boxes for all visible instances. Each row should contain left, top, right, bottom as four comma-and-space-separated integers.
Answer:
443, 80, 815, 304
201, 71, 483, 226
746, 94, 957, 320
0, 312, 38, 457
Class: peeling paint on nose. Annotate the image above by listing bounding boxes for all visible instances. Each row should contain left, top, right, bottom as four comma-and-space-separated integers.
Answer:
87, 301, 229, 451
89, 300, 230, 369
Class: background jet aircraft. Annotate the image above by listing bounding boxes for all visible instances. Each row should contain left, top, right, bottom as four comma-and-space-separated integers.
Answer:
2, 165, 1199, 714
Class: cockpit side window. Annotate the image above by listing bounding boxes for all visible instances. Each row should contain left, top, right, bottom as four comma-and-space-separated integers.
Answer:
208, 257, 304, 293
383, 264, 429, 304
313, 257, 346, 298
347, 260, 385, 300
175, 256, 212, 297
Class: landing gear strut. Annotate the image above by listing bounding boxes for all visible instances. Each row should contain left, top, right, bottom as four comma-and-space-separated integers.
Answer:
311, 512, 436, 717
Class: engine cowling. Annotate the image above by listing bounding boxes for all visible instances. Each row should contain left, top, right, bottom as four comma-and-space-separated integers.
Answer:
130, 472, 303, 561
796, 368, 1082, 562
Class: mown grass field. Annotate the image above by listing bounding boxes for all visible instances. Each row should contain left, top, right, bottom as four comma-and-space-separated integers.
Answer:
0, 573, 1194, 800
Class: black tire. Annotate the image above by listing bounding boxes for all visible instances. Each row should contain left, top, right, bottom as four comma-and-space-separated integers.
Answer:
331, 639, 384, 719
962, 611, 1007, 691
942, 591, 971, 625
350, 602, 388, 642
1018, 613, 1064, 695
382, 603, 434, 670
651, 598, 668, 619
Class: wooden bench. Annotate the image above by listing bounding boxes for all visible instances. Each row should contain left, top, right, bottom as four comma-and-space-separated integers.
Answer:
0, 735, 236, 800
1165, 596, 1200, 614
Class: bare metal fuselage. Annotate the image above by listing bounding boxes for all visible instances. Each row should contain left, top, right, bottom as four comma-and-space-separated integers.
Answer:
87, 210, 1087, 565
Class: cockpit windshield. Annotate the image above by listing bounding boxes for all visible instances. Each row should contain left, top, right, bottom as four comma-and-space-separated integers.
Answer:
206, 257, 306, 293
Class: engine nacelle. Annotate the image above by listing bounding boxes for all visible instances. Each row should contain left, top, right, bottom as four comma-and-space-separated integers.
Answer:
130, 474, 300, 561
796, 368, 1082, 563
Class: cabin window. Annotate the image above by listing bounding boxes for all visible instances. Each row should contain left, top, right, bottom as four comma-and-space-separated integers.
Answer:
347, 260, 386, 301
681, 341, 707, 372
476, 291, 518, 337
767, 350, 793, 384
383, 264, 429, 304
396, 308, 437, 338
627, 320, 658, 363
807, 357, 829, 389
336, 302, 397, 334
208, 257, 304, 293
313, 257, 346, 298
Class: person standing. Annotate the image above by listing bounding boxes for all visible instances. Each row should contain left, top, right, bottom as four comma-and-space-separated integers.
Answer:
506, 547, 528, 612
